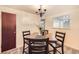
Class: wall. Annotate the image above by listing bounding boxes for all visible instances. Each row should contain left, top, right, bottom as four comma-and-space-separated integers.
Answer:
0, 6, 79, 53
0, 6, 39, 53
45, 8, 79, 50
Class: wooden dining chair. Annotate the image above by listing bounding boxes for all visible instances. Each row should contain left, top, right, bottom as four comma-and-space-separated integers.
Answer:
42, 30, 48, 35
22, 30, 30, 54
49, 31, 66, 54
27, 38, 49, 54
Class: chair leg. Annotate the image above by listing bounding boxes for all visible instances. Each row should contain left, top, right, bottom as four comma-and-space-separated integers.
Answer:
23, 43, 25, 54
23, 47, 24, 54
62, 47, 64, 54
53, 47, 56, 54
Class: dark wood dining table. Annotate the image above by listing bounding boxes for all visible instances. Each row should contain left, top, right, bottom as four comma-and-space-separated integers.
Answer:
25, 34, 49, 39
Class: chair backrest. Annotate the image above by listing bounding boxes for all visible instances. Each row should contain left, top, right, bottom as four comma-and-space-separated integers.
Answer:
22, 31, 30, 36
22, 30, 30, 43
22, 30, 30, 38
55, 31, 66, 45
28, 38, 49, 54
42, 30, 48, 35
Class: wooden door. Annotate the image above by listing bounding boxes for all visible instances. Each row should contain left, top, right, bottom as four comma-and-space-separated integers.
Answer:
1, 12, 16, 52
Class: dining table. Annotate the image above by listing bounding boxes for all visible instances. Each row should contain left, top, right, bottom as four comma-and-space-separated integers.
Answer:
24, 33, 57, 54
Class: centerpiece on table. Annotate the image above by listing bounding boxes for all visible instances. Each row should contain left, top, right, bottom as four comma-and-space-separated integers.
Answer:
36, 24, 44, 35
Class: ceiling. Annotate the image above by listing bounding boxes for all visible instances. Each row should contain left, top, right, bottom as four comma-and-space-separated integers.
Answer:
1, 5, 79, 16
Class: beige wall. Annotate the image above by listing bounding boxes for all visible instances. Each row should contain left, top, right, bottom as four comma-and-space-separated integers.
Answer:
0, 6, 39, 53
45, 8, 79, 50
0, 6, 79, 52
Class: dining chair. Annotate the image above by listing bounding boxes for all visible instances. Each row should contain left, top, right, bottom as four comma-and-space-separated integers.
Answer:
42, 30, 48, 35
27, 38, 49, 54
49, 31, 66, 54
22, 30, 30, 54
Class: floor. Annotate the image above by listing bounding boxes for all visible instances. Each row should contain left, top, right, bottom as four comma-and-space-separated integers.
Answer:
1, 45, 79, 54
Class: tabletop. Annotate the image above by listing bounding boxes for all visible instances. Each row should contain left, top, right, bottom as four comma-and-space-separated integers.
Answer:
24, 33, 57, 41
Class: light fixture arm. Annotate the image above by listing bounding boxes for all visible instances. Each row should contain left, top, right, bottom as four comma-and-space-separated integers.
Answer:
36, 5, 46, 18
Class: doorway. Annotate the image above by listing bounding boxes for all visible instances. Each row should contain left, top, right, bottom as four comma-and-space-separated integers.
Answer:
1, 12, 16, 52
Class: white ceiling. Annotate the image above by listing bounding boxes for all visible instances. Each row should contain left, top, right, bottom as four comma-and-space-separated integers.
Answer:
1, 5, 79, 16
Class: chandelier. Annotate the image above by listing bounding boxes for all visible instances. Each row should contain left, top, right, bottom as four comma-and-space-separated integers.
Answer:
35, 5, 46, 35
35, 5, 46, 18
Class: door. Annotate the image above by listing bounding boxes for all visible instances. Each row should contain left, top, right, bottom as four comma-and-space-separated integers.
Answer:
1, 12, 16, 52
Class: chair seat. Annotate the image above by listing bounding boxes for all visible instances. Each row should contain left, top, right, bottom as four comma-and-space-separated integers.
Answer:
49, 40, 62, 48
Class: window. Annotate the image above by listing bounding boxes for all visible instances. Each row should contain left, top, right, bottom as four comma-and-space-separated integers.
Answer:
53, 15, 70, 29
